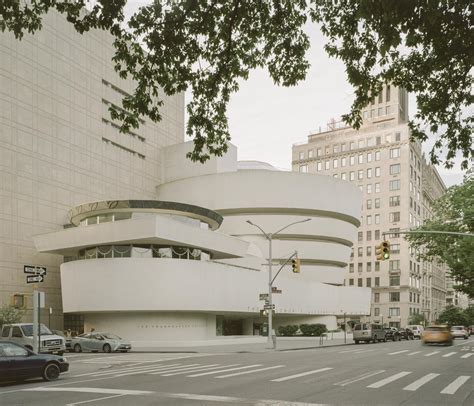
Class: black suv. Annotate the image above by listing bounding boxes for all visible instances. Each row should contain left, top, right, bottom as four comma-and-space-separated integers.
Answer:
384, 327, 401, 341
398, 328, 415, 340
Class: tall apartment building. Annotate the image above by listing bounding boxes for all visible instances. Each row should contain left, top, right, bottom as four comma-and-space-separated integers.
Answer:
292, 84, 448, 327
0, 10, 184, 328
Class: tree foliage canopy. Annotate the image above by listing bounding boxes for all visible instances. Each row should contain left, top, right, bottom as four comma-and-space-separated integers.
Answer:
437, 305, 472, 327
0, 305, 24, 326
406, 171, 474, 297
1, 0, 472, 166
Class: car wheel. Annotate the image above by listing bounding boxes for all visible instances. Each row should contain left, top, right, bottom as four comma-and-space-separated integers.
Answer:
103, 344, 112, 353
43, 363, 60, 381
74, 344, 82, 353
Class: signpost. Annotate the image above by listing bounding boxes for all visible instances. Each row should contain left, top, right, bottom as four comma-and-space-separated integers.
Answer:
25, 265, 47, 352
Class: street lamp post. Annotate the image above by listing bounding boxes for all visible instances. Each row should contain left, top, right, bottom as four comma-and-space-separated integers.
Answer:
247, 218, 311, 349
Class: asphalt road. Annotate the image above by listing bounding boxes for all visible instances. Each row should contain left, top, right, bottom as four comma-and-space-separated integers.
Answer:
1, 338, 473, 406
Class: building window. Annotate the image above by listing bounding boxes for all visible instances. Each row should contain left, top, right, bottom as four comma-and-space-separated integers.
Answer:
358, 232, 363, 242
325, 160, 330, 170
349, 264, 354, 273
333, 159, 338, 169
366, 231, 372, 241
390, 164, 401, 175
349, 278, 354, 286
367, 184, 372, 194
358, 262, 363, 272
389, 228, 400, 238
375, 198, 380, 208
367, 261, 372, 272
375, 230, 380, 240
374, 307, 380, 316
391, 244, 400, 254
333, 145, 339, 153
395, 132, 401, 142
299, 152, 305, 160
12, 294, 25, 308
375, 262, 380, 272
389, 307, 400, 317
366, 246, 372, 256
366, 199, 372, 209
367, 168, 372, 178
375, 183, 380, 193
389, 196, 400, 207
341, 173, 347, 180
367, 152, 373, 163
316, 162, 321, 171
358, 154, 364, 164
341, 157, 347, 167
374, 292, 380, 302
389, 212, 401, 222
317, 148, 322, 157
390, 148, 400, 158
350, 156, 355, 165
350, 141, 355, 150
390, 276, 400, 286
366, 278, 372, 287
375, 151, 381, 161
299, 165, 308, 173
358, 170, 364, 180
341, 143, 346, 152
386, 134, 391, 143
386, 85, 391, 102
374, 214, 380, 224
375, 167, 380, 177
358, 247, 363, 257
358, 278, 363, 287
376, 136, 381, 145
389, 260, 400, 271
375, 277, 380, 287
366, 215, 372, 225
390, 180, 401, 190
390, 292, 400, 302
350, 171, 355, 181
378, 90, 383, 104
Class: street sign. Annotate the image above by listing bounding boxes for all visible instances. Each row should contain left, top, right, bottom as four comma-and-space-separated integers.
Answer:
27, 275, 44, 284
24, 265, 47, 275
264, 304, 276, 310
272, 288, 282, 294
259, 293, 269, 301
260, 309, 276, 316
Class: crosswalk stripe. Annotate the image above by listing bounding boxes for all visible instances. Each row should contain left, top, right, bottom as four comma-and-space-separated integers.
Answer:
160, 364, 240, 377
367, 371, 412, 388
72, 363, 182, 378
188, 364, 262, 377
113, 364, 202, 377
461, 353, 473, 359
407, 351, 421, 356
440, 376, 471, 394
155, 364, 223, 376
424, 351, 440, 357
388, 350, 409, 355
271, 367, 333, 382
442, 352, 457, 358
403, 373, 440, 391
216, 365, 284, 379
334, 370, 385, 387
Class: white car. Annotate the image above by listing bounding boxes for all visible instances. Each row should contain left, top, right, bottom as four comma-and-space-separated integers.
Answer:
407, 325, 424, 339
71, 332, 132, 353
450, 326, 469, 339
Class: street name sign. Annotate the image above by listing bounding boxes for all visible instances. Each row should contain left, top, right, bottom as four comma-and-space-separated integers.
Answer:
24, 265, 47, 276
27, 275, 44, 284
259, 293, 269, 301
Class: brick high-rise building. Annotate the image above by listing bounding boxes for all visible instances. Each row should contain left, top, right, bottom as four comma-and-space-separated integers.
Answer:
292, 84, 448, 327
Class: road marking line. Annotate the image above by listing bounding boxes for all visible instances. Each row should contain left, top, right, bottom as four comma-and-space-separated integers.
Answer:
367, 371, 412, 388
440, 376, 471, 394
23, 387, 153, 395
442, 352, 457, 357
153, 364, 222, 376
334, 370, 385, 387
66, 394, 125, 406
461, 353, 473, 359
407, 351, 422, 356
114, 364, 203, 377
403, 373, 440, 391
163, 392, 327, 405
89, 363, 191, 378
354, 349, 376, 354
71, 363, 183, 377
424, 351, 440, 357
339, 349, 362, 353
271, 367, 333, 382
216, 365, 284, 379
388, 350, 410, 355
160, 364, 241, 376
188, 364, 262, 377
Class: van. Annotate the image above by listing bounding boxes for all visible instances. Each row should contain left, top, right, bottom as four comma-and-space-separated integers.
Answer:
0, 323, 66, 355
407, 325, 424, 339
353, 323, 387, 344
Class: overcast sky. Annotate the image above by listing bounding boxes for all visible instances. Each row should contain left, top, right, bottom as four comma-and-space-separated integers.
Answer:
124, 1, 466, 187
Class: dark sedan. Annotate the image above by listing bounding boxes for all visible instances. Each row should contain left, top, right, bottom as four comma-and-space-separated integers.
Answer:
0, 341, 69, 382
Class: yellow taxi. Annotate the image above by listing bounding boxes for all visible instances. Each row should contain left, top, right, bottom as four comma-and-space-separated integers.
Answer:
422, 325, 453, 346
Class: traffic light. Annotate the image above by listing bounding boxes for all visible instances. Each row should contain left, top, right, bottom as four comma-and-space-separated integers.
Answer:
291, 258, 301, 273
376, 241, 390, 260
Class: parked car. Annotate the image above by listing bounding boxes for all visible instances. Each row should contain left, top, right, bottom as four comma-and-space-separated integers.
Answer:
0, 341, 69, 382
407, 325, 424, 339
422, 325, 453, 346
450, 326, 469, 340
384, 327, 401, 341
398, 328, 415, 340
1, 324, 66, 355
71, 333, 131, 353
353, 323, 387, 344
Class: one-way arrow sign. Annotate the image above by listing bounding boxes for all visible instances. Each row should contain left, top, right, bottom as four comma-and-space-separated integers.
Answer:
26, 275, 44, 283
24, 265, 47, 275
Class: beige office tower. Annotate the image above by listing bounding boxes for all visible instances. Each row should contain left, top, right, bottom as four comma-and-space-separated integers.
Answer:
292, 84, 448, 327
0, 10, 184, 328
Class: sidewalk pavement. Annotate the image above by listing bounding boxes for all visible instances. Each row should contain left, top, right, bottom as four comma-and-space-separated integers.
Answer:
133, 336, 354, 354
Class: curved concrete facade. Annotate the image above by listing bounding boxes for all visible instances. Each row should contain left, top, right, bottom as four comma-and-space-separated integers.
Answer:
34, 142, 371, 346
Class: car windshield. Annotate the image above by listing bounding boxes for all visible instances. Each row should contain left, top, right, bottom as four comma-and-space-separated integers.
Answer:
102, 333, 121, 340
21, 324, 53, 336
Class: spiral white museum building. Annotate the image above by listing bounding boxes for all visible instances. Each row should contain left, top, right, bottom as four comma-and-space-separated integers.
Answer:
34, 142, 370, 346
